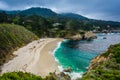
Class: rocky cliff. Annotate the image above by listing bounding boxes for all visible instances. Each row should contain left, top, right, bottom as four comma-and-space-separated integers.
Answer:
67, 31, 97, 40
84, 31, 97, 40
82, 44, 120, 80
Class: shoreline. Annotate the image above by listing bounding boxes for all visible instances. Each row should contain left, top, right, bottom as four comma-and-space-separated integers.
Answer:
36, 38, 63, 77
1, 38, 63, 77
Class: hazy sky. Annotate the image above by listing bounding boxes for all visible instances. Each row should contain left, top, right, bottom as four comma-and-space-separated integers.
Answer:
0, 0, 120, 21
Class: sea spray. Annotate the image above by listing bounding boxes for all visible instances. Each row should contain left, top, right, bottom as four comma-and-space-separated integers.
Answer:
67, 72, 83, 80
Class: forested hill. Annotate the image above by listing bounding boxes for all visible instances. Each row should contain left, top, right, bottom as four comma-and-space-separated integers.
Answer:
0, 7, 57, 17
19, 7, 57, 17
60, 13, 88, 20
0, 7, 120, 38
0, 24, 38, 66
0, 7, 120, 27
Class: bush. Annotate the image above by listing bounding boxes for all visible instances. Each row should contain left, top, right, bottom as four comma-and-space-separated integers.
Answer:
0, 72, 42, 80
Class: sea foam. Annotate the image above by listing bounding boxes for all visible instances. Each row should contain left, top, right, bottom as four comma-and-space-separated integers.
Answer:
52, 40, 84, 80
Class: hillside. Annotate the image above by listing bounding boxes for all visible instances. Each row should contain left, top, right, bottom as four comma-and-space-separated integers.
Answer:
0, 7, 120, 31
0, 7, 57, 17
0, 24, 38, 66
60, 13, 88, 20
19, 7, 58, 17
0, 10, 20, 14
82, 43, 120, 80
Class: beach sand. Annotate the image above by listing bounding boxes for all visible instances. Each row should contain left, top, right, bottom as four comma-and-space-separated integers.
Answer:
1, 38, 63, 77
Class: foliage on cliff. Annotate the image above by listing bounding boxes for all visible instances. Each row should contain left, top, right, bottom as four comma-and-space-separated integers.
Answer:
0, 24, 38, 66
82, 44, 120, 80
0, 71, 71, 80
0, 72, 43, 80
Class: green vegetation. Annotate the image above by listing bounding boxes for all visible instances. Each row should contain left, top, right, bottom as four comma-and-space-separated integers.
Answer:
0, 24, 38, 65
0, 72, 57, 80
0, 71, 71, 80
0, 72, 42, 80
82, 44, 120, 80
0, 9, 120, 38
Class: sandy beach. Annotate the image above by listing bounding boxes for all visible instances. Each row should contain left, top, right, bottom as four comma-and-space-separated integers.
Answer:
1, 38, 63, 77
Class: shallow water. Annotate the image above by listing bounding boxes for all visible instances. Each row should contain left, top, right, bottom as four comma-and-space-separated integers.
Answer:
54, 33, 120, 79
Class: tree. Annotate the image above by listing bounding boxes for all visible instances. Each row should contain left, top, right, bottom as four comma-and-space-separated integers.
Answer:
0, 11, 7, 23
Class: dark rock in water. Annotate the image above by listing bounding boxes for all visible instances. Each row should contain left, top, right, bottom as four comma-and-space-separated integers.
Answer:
63, 68, 72, 72
103, 37, 107, 39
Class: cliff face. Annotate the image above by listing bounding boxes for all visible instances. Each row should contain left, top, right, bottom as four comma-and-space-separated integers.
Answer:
88, 53, 112, 71
84, 31, 97, 40
69, 34, 82, 40
82, 44, 120, 80
68, 31, 97, 40
88, 55, 107, 71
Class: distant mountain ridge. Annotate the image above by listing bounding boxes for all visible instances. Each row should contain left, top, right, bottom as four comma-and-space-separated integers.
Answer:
60, 13, 88, 20
0, 7, 88, 20
0, 10, 20, 14
0, 7, 58, 17
19, 7, 58, 17
0, 7, 120, 23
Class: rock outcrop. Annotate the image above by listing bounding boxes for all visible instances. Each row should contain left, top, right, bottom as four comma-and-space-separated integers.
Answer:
69, 34, 82, 40
63, 68, 72, 72
84, 31, 97, 40
67, 31, 97, 41
88, 55, 107, 71
49, 72, 71, 80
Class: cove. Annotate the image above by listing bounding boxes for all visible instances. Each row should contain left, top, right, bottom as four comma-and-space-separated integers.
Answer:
54, 33, 120, 79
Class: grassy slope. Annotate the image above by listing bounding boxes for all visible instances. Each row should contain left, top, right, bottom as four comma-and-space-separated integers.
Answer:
82, 44, 120, 80
0, 24, 38, 66
0, 71, 59, 80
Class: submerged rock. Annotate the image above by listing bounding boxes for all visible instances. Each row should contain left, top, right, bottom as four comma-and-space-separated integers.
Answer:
103, 37, 107, 39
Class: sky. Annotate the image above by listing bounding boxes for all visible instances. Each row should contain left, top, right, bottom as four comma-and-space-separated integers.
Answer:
0, 0, 120, 22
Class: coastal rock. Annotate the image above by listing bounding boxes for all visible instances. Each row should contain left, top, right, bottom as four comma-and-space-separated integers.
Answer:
87, 53, 112, 71
63, 68, 72, 72
68, 34, 82, 40
84, 31, 97, 40
68, 31, 97, 41
49, 72, 71, 80
88, 55, 107, 71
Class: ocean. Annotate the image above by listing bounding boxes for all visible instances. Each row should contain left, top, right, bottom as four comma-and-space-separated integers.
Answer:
54, 33, 120, 79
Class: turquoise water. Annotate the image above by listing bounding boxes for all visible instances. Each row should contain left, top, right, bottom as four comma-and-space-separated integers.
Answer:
54, 33, 120, 79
